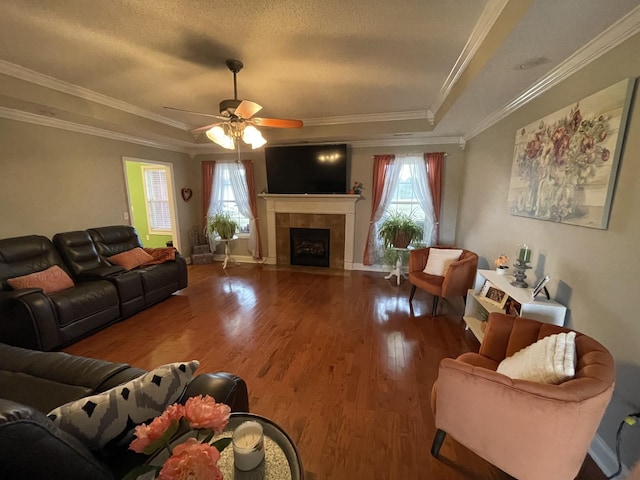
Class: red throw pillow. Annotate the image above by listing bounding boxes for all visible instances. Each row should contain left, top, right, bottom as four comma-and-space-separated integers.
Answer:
7, 265, 75, 294
108, 247, 154, 270
142, 247, 176, 265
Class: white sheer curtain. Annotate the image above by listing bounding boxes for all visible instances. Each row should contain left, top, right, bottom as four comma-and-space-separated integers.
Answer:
208, 162, 260, 258
401, 154, 436, 246
369, 159, 402, 263
371, 154, 436, 262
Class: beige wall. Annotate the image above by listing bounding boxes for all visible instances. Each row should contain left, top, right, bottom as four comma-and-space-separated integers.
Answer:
197, 143, 465, 264
0, 119, 199, 252
457, 33, 640, 468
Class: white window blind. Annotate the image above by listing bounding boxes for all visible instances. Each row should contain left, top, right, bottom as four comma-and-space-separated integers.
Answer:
143, 168, 172, 232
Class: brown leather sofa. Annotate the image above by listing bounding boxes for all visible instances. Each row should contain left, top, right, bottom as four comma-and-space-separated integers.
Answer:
0, 343, 248, 479
430, 313, 615, 480
0, 226, 187, 351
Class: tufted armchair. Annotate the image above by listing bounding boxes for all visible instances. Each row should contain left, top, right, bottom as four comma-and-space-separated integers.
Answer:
430, 313, 615, 480
408, 246, 478, 316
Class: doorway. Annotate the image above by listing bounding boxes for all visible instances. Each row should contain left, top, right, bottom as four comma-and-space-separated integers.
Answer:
122, 157, 180, 251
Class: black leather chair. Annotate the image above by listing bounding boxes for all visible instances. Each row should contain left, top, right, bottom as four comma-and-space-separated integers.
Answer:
0, 235, 120, 350
0, 343, 249, 479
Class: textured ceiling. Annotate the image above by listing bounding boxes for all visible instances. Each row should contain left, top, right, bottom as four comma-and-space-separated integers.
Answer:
0, 0, 639, 152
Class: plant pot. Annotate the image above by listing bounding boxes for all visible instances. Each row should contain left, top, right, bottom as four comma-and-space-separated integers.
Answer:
392, 231, 412, 248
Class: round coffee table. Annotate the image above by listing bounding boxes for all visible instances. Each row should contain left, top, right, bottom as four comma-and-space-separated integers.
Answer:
215, 413, 304, 479
142, 413, 303, 480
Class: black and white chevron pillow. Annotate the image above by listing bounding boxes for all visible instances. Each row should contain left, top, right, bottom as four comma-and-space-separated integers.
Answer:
47, 360, 199, 451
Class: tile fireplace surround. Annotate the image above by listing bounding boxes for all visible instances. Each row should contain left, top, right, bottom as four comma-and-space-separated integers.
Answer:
260, 194, 359, 270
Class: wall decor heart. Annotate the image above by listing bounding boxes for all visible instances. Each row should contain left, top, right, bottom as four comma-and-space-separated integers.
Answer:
181, 188, 193, 202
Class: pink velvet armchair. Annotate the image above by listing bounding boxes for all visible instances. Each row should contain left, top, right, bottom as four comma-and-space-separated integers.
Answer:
431, 313, 615, 480
408, 247, 478, 316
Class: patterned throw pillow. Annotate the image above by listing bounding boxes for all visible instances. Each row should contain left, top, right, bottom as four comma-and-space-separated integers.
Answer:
47, 361, 199, 451
7, 265, 74, 294
107, 247, 154, 270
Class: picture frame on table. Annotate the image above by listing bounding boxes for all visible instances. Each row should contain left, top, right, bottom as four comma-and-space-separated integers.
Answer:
532, 275, 551, 300
505, 297, 522, 316
480, 281, 509, 309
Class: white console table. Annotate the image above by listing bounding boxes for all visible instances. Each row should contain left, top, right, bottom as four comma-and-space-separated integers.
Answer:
463, 269, 566, 342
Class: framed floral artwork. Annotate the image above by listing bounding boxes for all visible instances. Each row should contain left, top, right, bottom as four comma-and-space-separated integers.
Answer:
507, 78, 635, 229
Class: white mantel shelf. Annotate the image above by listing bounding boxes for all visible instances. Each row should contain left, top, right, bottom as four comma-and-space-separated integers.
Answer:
259, 193, 360, 269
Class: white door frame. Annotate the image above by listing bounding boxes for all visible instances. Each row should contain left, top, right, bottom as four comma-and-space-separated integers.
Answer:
122, 157, 181, 252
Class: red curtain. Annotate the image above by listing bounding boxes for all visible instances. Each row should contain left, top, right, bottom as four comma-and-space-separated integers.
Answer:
242, 159, 263, 259
425, 152, 444, 244
363, 154, 394, 265
201, 161, 215, 234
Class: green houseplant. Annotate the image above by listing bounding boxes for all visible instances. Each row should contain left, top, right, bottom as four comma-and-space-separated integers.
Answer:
207, 212, 239, 239
378, 211, 423, 249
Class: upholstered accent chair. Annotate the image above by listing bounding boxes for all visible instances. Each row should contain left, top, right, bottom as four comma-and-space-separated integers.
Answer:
408, 247, 478, 316
430, 313, 615, 480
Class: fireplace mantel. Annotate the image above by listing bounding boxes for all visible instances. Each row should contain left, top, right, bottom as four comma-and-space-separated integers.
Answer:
259, 194, 359, 269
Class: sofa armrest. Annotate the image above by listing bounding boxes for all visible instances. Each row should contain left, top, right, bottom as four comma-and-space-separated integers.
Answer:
179, 372, 249, 412
0, 399, 114, 480
441, 254, 478, 298
0, 291, 61, 350
75, 265, 126, 281
408, 248, 430, 273
175, 252, 188, 289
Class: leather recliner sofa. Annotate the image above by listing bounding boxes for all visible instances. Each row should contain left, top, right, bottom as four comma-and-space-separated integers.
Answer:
0, 343, 249, 480
0, 225, 188, 351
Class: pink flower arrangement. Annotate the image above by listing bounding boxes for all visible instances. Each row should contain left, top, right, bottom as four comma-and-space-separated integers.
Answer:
124, 395, 231, 480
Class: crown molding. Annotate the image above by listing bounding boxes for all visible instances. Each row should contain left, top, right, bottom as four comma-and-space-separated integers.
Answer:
464, 5, 640, 141
0, 106, 194, 154
0, 60, 190, 130
302, 110, 431, 126
431, 0, 509, 116
349, 136, 465, 149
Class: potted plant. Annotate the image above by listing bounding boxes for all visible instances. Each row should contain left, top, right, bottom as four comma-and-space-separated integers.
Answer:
378, 211, 423, 249
207, 212, 239, 239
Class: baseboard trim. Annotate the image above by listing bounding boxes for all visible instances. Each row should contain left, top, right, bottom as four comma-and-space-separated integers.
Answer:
590, 433, 629, 478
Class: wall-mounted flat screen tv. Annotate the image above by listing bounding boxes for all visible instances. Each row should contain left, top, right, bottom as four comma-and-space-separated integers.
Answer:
265, 144, 349, 194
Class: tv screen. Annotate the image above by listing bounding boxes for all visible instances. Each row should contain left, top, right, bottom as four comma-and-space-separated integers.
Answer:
265, 144, 349, 194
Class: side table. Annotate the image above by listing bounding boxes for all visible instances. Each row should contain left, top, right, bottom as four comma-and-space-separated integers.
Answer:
142, 413, 303, 480
215, 235, 239, 269
384, 246, 413, 286
216, 413, 303, 479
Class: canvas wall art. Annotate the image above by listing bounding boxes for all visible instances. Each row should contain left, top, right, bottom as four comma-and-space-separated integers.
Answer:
507, 78, 635, 229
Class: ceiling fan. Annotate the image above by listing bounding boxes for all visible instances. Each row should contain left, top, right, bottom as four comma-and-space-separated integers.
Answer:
164, 59, 303, 150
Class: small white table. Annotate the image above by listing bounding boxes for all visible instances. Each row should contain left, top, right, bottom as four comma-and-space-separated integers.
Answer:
384, 246, 413, 285
215, 235, 238, 269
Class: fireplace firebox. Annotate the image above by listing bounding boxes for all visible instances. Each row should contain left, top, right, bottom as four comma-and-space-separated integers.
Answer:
290, 228, 330, 267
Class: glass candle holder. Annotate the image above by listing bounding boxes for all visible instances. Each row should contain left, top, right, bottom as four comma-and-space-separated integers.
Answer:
232, 421, 265, 471
517, 244, 532, 263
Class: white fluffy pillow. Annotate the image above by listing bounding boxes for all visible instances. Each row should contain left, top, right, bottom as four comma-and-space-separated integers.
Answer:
48, 361, 199, 451
497, 332, 576, 384
423, 248, 463, 276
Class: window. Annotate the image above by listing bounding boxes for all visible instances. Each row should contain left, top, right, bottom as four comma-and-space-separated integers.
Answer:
385, 163, 427, 227
142, 167, 172, 232
209, 163, 250, 235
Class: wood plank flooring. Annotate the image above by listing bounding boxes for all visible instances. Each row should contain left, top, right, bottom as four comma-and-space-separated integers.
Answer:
64, 264, 606, 480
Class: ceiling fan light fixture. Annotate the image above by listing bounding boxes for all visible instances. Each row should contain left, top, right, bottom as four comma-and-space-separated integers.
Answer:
243, 125, 267, 149
206, 125, 235, 150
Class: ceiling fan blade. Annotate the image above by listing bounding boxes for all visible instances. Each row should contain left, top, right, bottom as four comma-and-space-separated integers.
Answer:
251, 117, 304, 129
164, 106, 226, 120
234, 100, 262, 119
190, 122, 222, 134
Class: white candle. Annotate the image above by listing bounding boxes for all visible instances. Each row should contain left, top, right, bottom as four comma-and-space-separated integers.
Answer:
232, 421, 265, 471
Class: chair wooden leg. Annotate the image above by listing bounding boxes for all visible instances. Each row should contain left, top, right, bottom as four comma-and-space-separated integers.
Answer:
431, 296, 440, 316
409, 285, 417, 303
431, 429, 446, 458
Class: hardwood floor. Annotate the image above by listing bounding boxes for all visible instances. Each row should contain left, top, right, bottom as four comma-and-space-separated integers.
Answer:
64, 264, 606, 480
